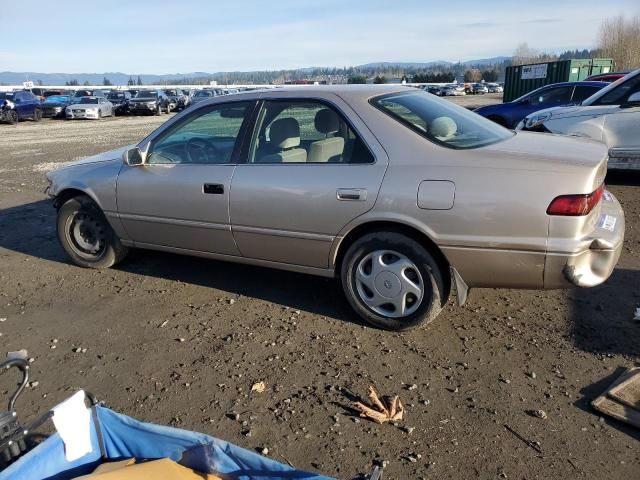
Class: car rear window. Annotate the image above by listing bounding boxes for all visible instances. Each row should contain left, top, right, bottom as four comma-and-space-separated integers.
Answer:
372, 91, 513, 149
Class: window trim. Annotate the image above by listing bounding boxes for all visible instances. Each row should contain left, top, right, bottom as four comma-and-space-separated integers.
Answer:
240, 97, 377, 166
142, 100, 258, 166
370, 91, 514, 151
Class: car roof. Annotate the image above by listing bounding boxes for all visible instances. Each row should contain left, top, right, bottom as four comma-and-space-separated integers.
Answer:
223, 84, 410, 101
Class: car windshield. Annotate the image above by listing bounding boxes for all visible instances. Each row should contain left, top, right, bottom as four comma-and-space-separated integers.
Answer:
79, 97, 99, 104
165, 90, 178, 95
135, 91, 157, 98
45, 95, 69, 103
108, 93, 125, 100
0, 92, 15, 100
194, 90, 213, 97
74, 90, 94, 97
372, 91, 514, 149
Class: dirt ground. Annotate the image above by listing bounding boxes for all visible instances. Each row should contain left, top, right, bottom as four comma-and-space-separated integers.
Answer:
0, 106, 639, 480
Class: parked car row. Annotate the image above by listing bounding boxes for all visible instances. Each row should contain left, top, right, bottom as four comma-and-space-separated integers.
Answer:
0, 87, 242, 124
417, 82, 503, 97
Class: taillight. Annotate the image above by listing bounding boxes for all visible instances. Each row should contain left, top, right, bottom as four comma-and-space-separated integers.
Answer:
547, 184, 605, 216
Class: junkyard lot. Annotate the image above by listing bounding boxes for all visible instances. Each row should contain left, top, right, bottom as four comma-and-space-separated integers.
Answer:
0, 95, 639, 479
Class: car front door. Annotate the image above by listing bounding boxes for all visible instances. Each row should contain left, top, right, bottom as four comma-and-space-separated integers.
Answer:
116, 100, 256, 255
13, 92, 31, 118
229, 97, 389, 269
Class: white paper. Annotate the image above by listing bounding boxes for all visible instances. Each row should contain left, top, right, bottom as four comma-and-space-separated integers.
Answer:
52, 390, 93, 461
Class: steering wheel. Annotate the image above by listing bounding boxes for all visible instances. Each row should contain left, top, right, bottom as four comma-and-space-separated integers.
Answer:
185, 137, 218, 164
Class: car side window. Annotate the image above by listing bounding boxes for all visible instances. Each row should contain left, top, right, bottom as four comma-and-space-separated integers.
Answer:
572, 86, 600, 102
249, 100, 374, 164
147, 102, 252, 165
529, 86, 573, 106
593, 76, 640, 106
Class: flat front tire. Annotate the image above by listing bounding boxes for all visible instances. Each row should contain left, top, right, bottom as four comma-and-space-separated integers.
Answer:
56, 195, 128, 269
341, 232, 446, 331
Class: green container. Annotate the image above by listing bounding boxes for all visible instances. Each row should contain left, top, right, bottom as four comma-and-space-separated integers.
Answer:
503, 58, 615, 102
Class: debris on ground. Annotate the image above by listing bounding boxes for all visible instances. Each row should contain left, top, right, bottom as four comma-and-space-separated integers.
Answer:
592, 367, 640, 428
352, 385, 404, 424
528, 409, 548, 420
251, 381, 266, 393
634, 308, 640, 321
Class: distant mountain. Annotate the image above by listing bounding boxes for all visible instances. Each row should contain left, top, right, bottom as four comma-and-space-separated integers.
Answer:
0, 56, 513, 85
357, 61, 453, 69
0, 71, 213, 86
357, 57, 510, 69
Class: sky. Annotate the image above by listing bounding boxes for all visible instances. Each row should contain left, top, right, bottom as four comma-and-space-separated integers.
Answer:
0, 0, 637, 73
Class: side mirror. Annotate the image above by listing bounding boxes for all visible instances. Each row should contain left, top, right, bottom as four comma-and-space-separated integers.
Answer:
123, 147, 145, 166
622, 91, 640, 108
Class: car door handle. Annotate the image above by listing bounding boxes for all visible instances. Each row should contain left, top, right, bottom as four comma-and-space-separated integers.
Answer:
203, 183, 224, 195
337, 188, 367, 201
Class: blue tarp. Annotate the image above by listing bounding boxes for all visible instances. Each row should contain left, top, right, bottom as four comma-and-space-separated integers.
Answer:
1, 406, 333, 480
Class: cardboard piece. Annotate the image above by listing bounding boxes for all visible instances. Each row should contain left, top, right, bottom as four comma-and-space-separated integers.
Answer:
591, 367, 640, 429
73, 458, 222, 480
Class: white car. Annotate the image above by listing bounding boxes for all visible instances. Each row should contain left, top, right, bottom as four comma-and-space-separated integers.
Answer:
518, 69, 640, 170
65, 96, 114, 120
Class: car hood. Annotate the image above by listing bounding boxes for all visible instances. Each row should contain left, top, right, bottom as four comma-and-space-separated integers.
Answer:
55, 145, 133, 170
481, 131, 608, 171
523, 105, 582, 120
67, 103, 100, 109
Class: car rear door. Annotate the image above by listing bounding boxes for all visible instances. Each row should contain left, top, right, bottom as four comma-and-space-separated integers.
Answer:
116, 100, 256, 255
229, 95, 388, 269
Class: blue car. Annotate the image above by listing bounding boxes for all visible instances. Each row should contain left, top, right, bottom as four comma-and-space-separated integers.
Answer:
0, 90, 42, 124
474, 81, 608, 129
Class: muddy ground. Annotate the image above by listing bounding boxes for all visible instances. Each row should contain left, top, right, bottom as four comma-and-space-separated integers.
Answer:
0, 103, 639, 479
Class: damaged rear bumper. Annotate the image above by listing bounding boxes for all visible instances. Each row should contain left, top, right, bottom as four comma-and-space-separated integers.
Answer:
544, 191, 625, 288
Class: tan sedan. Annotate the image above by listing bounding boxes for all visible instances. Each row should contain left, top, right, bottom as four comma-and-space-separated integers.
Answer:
45, 85, 625, 330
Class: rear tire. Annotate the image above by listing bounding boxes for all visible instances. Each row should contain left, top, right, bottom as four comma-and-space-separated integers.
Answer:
32, 108, 42, 122
6, 110, 18, 125
341, 232, 446, 331
56, 195, 128, 269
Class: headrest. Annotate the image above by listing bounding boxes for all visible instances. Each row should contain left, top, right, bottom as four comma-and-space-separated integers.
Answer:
270, 117, 300, 149
314, 108, 340, 134
431, 116, 457, 139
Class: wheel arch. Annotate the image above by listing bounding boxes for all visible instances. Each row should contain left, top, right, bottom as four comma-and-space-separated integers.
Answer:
53, 187, 100, 210
333, 220, 452, 300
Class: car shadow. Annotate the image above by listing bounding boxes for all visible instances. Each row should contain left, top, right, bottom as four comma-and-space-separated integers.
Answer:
606, 170, 640, 187
0, 199, 360, 325
568, 268, 640, 357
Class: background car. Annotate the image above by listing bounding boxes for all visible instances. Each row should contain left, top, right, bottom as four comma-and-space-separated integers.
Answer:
190, 89, 217, 105
163, 89, 187, 111
107, 91, 132, 116
585, 72, 630, 82
475, 81, 608, 128
41, 94, 74, 118
43, 89, 74, 98
518, 69, 640, 170
65, 96, 113, 119
128, 90, 171, 115
471, 83, 489, 95
0, 90, 42, 124
45, 85, 623, 331
73, 89, 106, 98
486, 83, 503, 93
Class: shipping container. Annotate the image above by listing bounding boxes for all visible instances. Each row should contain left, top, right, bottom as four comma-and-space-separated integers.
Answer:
503, 58, 615, 102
